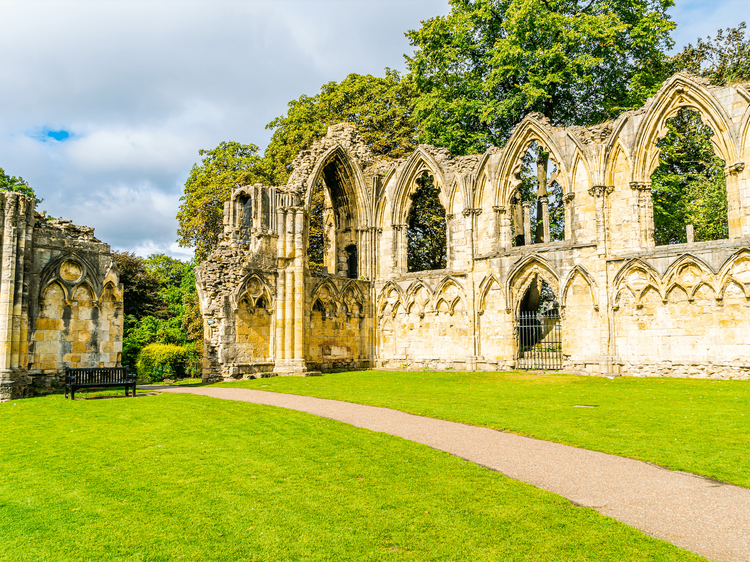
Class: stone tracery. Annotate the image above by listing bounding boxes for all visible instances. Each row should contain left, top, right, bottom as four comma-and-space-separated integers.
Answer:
196, 73, 750, 381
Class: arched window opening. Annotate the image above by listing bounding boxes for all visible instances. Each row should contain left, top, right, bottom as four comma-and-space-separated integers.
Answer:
239, 195, 253, 228
346, 244, 358, 279
511, 142, 565, 246
651, 108, 728, 245
516, 275, 561, 370
407, 172, 447, 272
312, 299, 326, 316
307, 179, 333, 276
255, 296, 266, 310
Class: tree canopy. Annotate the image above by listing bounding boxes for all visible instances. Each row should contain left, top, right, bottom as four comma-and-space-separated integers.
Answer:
406, 0, 675, 154
671, 22, 750, 86
0, 167, 41, 204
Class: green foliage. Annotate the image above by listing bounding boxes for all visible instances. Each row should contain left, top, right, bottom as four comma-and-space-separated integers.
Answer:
177, 142, 268, 261
407, 173, 447, 272
406, 0, 675, 154
651, 109, 728, 245
136, 343, 191, 382
672, 22, 750, 86
0, 166, 42, 204
115, 252, 202, 375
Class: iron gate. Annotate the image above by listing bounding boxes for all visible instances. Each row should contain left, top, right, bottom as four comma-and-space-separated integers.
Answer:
515, 310, 562, 370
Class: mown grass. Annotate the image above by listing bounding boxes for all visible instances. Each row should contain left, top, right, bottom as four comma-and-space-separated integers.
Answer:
210, 370, 750, 488
0, 392, 705, 561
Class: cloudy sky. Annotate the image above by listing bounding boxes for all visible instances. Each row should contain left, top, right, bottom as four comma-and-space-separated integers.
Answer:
1, 0, 745, 259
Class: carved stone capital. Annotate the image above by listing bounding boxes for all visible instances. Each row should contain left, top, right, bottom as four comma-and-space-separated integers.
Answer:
521, 201, 532, 209
726, 162, 745, 175
492, 205, 507, 214
392, 224, 408, 232
446, 214, 455, 221
588, 185, 613, 198
563, 192, 575, 204
629, 182, 651, 192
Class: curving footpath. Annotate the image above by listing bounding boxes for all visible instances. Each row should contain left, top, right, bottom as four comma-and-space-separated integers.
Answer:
156, 386, 750, 562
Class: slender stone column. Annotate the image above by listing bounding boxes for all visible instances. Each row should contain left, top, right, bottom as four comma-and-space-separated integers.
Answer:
563, 193, 575, 241
293, 208, 305, 364
0, 194, 19, 373
493, 206, 510, 251
540, 196, 550, 243
588, 185, 612, 256
284, 210, 295, 361
522, 202, 532, 245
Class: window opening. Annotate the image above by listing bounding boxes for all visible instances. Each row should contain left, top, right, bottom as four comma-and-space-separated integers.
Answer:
307, 179, 330, 276
240, 195, 253, 228
651, 108, 728, 245
511, 142, 564, 246
346, 244, 358, 279
407, 172, 447, 272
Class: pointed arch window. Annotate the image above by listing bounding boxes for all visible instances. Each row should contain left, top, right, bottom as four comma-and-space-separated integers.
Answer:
407, 172, 447, 272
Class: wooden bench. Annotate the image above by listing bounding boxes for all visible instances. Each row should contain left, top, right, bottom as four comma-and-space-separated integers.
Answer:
64, 367, 137, 400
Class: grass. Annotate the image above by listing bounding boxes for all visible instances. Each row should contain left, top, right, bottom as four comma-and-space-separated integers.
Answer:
0, 392, 706, 561
209, 370, 750, 488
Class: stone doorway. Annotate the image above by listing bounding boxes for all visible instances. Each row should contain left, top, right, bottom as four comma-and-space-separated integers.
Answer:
515, 276, 562, 370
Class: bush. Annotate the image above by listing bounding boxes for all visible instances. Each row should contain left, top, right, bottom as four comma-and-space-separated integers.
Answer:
136, 344, 191, 383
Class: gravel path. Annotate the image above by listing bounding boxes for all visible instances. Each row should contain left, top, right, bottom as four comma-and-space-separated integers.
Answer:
155, 385, 750, 562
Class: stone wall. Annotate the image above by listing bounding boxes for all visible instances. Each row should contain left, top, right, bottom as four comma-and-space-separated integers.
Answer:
198, 73, 750, 381
0, 195, 124, 400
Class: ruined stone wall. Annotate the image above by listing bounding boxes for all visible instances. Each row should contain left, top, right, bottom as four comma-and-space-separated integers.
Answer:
198, 73, 750, 381
0, 194, 124, 400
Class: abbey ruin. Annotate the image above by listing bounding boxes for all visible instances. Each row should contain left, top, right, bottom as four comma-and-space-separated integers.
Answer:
0, 193, 124, 401
197, 74, 750, 381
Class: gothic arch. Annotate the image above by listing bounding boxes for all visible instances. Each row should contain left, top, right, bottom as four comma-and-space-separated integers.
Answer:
495, 114, 571, 207
507, 255, 560, 314
39, 252, 103, 304
478, 273, 503, 312
310, 277, 341, 312
305, 144, 369, 228
377, 281, 404, 318
404, 280, 433, 315
662, 254, 717, 300
560, 265, 599, 310
391, 147, 448, 226
432, 276, 466, 315
612, 258, 663, 303
232, 273, 274, 311
717, 249, 750, 299
631, 74, 738, 184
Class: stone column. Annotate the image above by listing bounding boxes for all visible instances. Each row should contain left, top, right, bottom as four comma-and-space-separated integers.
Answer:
522, 201, 532, 245
588, 185, 612, 256
563, 192, 575, 241
630, 182, 654, 248
293, 208, 305, 366
540, 196, 550, 243
493, 206, 510, 251
284, 210, 295, 362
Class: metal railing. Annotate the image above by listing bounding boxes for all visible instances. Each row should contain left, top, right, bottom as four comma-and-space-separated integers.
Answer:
515, 310, 562, 370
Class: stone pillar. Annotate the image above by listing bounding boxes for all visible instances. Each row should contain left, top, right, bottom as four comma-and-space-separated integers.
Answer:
0, 193, 33, 401
540, 196, 550, 243
563, 193, 575, 241
493, 206, 510, 251
522, 201, 532, 245
589, 185, 612, 256
686, 224, 695, 244
630, 182, 654, 248
293, 208, 305, 365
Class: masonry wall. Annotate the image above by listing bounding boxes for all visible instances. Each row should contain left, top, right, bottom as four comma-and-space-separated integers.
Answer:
0, 194, 124, 400
198, 73, 750, 382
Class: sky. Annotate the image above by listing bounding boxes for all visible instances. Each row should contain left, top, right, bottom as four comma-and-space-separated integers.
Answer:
0, 0, 746, 260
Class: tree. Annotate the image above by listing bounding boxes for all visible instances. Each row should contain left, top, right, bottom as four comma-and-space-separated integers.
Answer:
177, 142, 267, 261
263, 70, 419, 185
406, 0, 675, 155
672, 22, 750, 86
651, 109, 728, 245
111, 251, 165, 319
0, 167, 41, 204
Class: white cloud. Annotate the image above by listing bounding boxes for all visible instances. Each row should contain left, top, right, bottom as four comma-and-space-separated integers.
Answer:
0, 0, 743, 260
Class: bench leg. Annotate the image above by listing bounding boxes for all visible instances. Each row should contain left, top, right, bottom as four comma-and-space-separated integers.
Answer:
125, 385, 129, 397
71, 387, 75, 400
132, 383, 136, 397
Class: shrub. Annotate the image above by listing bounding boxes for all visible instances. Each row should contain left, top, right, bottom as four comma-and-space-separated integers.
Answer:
136, 343, 191, 383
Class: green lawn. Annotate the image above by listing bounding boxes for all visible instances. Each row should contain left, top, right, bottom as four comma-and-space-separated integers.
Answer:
0, 393, 705, 561
209, 370, 750, 488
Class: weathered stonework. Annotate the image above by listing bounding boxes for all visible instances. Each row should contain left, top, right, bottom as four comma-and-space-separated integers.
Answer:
198, 74, 750, 381
0, 193, 124, 401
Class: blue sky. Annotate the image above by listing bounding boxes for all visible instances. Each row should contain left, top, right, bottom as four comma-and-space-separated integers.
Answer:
0, 0, 745, 259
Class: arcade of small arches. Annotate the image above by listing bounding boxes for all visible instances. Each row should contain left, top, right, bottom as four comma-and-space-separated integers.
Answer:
196, 73, 750, 380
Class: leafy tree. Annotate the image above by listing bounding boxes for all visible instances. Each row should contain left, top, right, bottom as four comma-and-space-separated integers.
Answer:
672, 22, 750, 86
651, 109, 728, 245
0, 167, 42, 204
112, 251, 165, 319
307, 182, 328, 275
406, 0, 675, 155
263, 70, 419, 185
407, 173, 447, 272
177, 142, 267, 261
